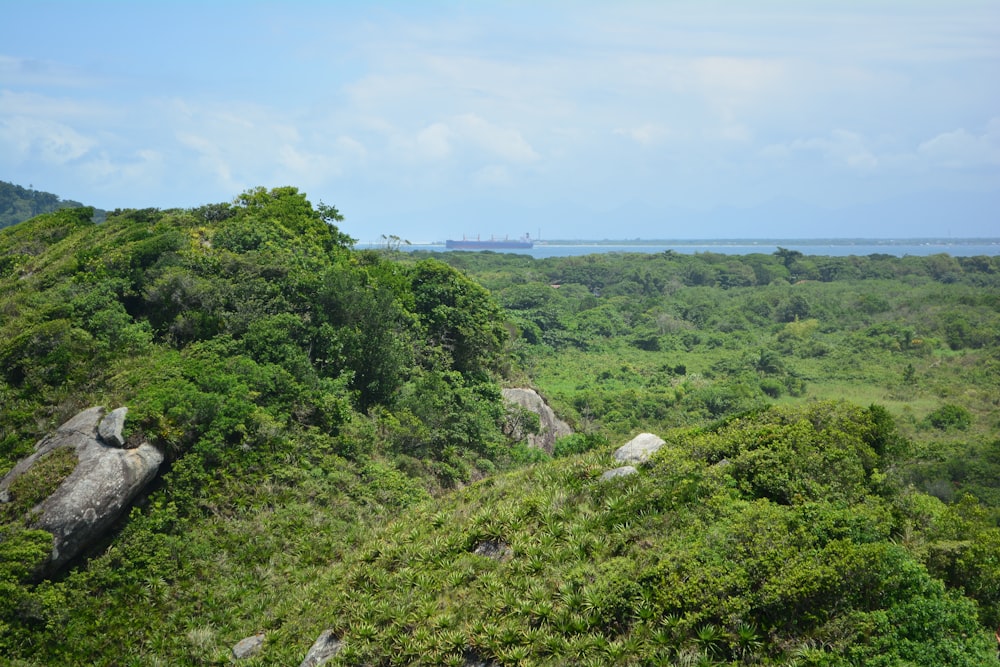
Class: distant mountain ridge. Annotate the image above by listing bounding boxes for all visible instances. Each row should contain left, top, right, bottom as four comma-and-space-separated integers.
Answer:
0, 180, 106, 229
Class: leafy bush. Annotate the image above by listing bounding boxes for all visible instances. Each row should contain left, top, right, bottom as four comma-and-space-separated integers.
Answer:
553, 432, 608, 458
925, 404, 972, 431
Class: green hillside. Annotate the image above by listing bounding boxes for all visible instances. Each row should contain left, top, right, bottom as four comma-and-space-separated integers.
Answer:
2, 188, 1000, 665
276, 402, 997, 665
0, 180, 106, 230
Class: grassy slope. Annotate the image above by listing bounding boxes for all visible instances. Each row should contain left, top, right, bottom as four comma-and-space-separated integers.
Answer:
267, 402, 997, 666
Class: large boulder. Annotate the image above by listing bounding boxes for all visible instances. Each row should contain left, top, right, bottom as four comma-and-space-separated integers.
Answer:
502, 388, 572, 453
0, 406, 163, 577
613, 432, 666, 465
299, 630, 343, 667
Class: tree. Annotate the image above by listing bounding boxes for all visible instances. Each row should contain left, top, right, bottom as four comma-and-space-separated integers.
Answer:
408, 259, 508, 377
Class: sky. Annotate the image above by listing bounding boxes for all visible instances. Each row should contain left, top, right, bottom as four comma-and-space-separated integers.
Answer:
2, 1, 998, 241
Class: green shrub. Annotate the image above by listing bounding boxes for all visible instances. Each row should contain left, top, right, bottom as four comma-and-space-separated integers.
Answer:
553, 432, 608, 458
925, 404, 972, 431
760, 378, 784, 398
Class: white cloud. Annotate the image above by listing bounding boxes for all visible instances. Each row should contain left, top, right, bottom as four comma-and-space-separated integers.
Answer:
336, 135, 368, 159
692, 56, 785, 101
163, 99, 348, 195
415, 122, 452, 160
80, 149, 165, 190
2, 2, 998, 235
764, 130, 879, 170
614, 123, 669, 146
0, 116, 95, 164
473, 164, 511, 186
278, 144, 337, 180
408, 114, 538, 165
453, 113, 539, 163
175, 130, 237, 188
918, 118, 1000, 168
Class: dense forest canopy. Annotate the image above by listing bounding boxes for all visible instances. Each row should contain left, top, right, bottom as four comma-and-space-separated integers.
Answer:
1, 187, 999, 665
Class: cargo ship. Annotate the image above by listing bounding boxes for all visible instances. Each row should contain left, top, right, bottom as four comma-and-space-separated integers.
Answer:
445, 234, 533, 250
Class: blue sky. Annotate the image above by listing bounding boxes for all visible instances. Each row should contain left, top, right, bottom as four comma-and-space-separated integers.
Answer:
2, 1, 998, 241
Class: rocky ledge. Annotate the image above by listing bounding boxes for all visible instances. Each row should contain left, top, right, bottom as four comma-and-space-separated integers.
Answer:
0, 406, 163, 578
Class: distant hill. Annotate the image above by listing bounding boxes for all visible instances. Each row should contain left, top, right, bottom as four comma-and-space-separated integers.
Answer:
0, 180, 106, 229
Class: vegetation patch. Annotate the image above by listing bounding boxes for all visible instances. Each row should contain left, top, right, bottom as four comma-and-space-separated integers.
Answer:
1, 446, 77, 524
2, 190, 999, 664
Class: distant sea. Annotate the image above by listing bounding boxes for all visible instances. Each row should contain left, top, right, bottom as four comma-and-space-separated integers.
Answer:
358, 239, 1000, 258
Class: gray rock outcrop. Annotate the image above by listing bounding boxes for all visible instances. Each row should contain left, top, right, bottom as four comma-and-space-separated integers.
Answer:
600, 465, 638, 481
232, 633, 266, 659
299, 630, 343, 667
613, 432, 666, 465
472, 538, 513, 562
502, 388, 572, 453
0, 406, 163, 577
98, 406, 128, 447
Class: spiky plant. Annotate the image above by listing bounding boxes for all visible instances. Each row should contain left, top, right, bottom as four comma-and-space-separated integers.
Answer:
734, 621, 763, 660
694, 623, 724, 656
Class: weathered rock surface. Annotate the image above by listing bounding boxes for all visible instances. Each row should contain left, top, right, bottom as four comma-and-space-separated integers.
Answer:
0, 406, 163, 577
502, 388, 572, 453
613, 432, 666, 465
472, 538, 513, 562
232, 633, 266, 659
600, 465, 638, 481
299, 630, 343, 667
98, 406, 128, 448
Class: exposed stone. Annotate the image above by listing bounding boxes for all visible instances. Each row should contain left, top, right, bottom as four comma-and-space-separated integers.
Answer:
232, 633, 266, 659
472, 538, 513, 562
0, 406, 163, 578
463, 651, 501, 667
600, 465, 638, 481
502, 388, 572, 453
613, 432, 666, 465
97, 406, 128, 448
299, 630, 343, 667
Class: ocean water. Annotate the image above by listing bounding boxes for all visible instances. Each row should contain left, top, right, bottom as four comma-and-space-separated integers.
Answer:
360, 240, 1000, 258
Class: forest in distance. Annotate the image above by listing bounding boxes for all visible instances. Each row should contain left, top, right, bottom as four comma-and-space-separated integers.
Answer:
1, 187, 1000, 665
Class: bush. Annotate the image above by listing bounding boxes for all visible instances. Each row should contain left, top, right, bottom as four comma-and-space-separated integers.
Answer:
553, 432, 608, 458
760, 378, 784, 398
925, 404, 972, 431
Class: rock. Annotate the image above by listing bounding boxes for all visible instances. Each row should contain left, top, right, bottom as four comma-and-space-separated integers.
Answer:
232, 633, 266, 659
502, 388, 572, 453
613, 432, 666, 465
600, 465, 638, 481
472, 538, 513, 561
299, 630, 343, 667
463, 651, 501, 667
98, 406, 128, 448
0, 406, 164, 578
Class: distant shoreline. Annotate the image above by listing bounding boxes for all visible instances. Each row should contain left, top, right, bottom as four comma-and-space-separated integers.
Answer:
364, 238, 999, 248
357, 238, 1000, 258
513, 238, 999, 247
